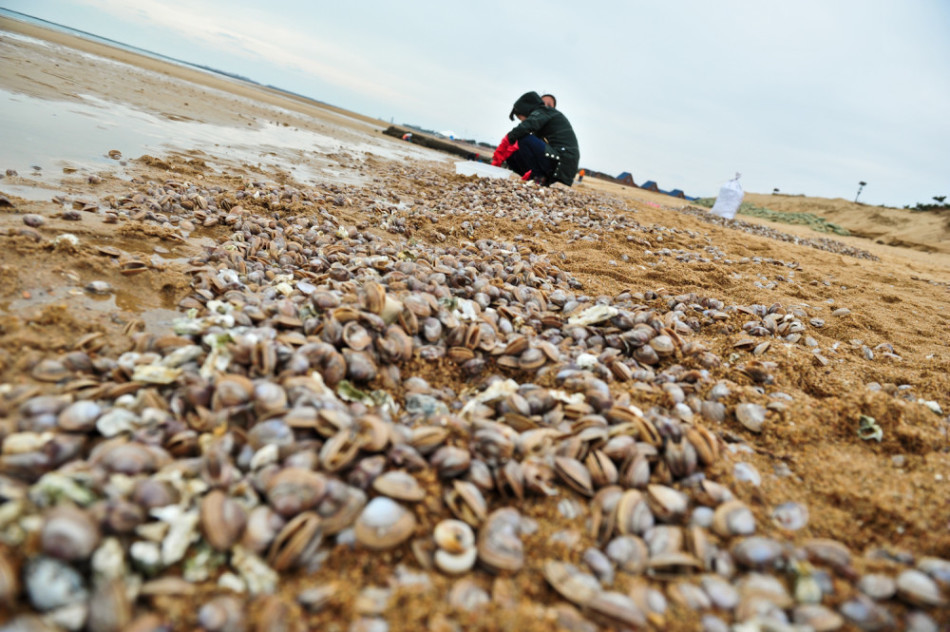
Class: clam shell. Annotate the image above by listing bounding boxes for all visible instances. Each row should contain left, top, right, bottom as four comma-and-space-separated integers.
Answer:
434, 546, 477, 575
588, 591, 647, 628
543, 560, 602, 606
840, 594, 896, 630
200, 489, 248, 551
87, 578, 132, 632
267, 512, 324, 572
731, 537, 784, 568
434, 519, 475, 555
606, 535, 649, 574
372, 470, 425, 502
771, 501, 808, 531
857, 573, 897, 601
685, 426, 719, 466
477, 507, 524, 573
444, 480, 488, 526
918, 556, 950, 587
645, 551, 702, 578
735, 403, 766, 433
644, 525, 683, 558
554, 456, 594, 497
617, 489, 655, 536
41, 504, 101, 561
646, 485, 689, 523
266, 468, 328, 517
0, 552, 18, 606
896, 569, 946, 607
198, 595, 245, 632
354, 497, 416, 551
802, 538, 852, 571
792, 604, 844, 632
242, 505, 286, 554
712, 499, 756, 537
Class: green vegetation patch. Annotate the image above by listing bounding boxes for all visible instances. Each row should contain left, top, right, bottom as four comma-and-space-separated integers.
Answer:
693, 198, 850, 236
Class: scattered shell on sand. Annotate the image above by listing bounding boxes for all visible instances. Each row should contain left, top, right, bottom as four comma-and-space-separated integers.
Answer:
0, 140, 941, 631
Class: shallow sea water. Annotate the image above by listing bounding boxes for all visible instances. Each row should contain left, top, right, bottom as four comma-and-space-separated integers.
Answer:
0, 86, 438, 191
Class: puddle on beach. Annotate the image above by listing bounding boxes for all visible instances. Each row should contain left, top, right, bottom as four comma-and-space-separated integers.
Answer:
0, 283, 182, 334
0, 33, 445, 342
0, 182, 67, 202
0, 87, 437, 191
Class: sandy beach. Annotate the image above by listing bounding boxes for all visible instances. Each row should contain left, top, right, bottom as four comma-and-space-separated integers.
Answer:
1, 14, 949, 631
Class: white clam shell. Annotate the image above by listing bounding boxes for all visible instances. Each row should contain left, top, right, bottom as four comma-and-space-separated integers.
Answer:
435, 546, 478, 575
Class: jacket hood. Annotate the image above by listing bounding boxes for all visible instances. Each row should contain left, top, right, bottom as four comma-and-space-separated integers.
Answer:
509, 91, 545, 121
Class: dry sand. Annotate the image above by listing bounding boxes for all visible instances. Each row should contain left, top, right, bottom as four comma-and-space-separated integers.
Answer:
2, 15, 950, 630
743, 193, 950, 257
583, 179, 950, 272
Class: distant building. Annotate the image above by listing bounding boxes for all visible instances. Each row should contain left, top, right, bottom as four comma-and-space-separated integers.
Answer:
666, 189, 687, 199
616, 172, 636, 187
640, 180, 660, 192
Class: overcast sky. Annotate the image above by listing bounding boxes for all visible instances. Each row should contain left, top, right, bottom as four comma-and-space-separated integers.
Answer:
2, 0, 949, 206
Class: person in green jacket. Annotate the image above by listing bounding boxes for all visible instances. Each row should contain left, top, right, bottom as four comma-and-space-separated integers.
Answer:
491, 91, 579, 187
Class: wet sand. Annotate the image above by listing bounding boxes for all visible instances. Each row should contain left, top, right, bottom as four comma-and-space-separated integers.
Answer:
2, 14, 950, 631
0, 17, 388, 130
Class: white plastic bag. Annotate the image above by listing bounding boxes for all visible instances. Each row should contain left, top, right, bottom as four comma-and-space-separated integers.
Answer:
454, 161, 512, 179
710, 173, 744, 220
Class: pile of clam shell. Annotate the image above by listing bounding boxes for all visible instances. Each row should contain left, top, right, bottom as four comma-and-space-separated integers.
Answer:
0, 168, 946, 631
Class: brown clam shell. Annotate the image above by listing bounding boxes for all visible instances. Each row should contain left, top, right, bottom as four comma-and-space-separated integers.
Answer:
267, 511, 324, 572
477, 507, 525, 573
200, 489, 248, 551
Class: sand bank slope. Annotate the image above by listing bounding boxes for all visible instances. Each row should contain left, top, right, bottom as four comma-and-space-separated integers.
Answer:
744, 192, 950, 255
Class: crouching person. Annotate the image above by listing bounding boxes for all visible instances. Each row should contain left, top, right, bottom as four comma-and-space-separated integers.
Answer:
491, 91, 579, 187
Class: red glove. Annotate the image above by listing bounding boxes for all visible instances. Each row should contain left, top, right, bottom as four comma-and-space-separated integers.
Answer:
491, 136, 519, 166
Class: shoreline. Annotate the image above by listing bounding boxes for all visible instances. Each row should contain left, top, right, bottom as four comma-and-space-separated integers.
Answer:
2, 13, 948, 273
4, 14, 947, 261
0, 14, 388, 130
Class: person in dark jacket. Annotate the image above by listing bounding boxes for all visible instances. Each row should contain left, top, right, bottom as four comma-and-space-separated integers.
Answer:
491, 91, 579, 187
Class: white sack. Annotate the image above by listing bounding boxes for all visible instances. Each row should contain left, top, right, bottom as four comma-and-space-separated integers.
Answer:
454, 161, 512, 179
710, 174, 744, 220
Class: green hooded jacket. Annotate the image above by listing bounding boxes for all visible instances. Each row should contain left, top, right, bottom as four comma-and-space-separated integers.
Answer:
506, 91, 580, 186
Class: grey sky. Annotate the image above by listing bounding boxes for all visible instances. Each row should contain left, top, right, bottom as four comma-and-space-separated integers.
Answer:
2, 0, 948, 206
